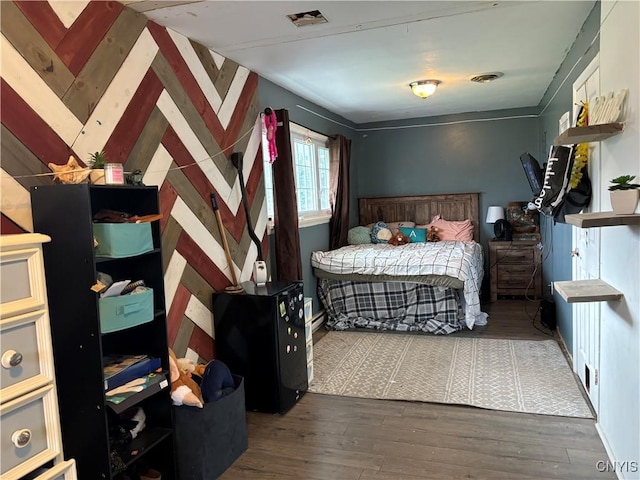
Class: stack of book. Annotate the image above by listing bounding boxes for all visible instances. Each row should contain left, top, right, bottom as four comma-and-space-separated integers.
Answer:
103, 354, 162, 392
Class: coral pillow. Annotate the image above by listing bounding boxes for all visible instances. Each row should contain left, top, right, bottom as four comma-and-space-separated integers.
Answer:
418, 215, 474, 242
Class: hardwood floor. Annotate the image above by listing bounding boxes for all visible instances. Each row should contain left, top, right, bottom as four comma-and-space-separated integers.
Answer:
220, 300, 614, 480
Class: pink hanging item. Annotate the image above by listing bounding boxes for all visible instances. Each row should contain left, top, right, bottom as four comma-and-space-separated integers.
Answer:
263, 108, 278, 164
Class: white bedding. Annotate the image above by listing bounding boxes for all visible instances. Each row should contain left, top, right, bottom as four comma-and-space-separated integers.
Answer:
311, 241, 487, 329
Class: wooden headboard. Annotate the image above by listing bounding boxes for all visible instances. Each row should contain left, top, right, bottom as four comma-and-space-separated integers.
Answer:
359, 193, 480, 242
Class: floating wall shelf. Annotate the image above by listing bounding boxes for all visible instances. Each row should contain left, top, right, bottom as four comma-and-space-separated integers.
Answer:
565, 212, 640, 228
554, 122, 624, 146
554, 279, 623, 303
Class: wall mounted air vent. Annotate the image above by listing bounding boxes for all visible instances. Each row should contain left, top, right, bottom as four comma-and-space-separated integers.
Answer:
286, 10, 328, 27
470, 72, 504, 83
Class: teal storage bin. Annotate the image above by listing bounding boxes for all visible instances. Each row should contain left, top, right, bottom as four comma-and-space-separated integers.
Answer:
99, 289, 154, 333
94, 222, 153, 258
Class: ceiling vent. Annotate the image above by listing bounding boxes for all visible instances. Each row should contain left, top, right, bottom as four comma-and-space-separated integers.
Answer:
470, 72, 504, 83
286, 10, 328, 27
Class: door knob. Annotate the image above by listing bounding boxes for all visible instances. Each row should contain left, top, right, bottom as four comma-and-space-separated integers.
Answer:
570, 248, 580, 257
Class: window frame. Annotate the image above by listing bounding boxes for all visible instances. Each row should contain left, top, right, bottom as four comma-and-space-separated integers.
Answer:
262, 122, 332, 230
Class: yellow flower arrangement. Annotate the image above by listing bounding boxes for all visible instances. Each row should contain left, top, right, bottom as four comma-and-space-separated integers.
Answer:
570, 103, 588, 189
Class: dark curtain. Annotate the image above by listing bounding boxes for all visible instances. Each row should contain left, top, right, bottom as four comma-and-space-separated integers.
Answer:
328, 134, 352, 250
272, 109, 303, 282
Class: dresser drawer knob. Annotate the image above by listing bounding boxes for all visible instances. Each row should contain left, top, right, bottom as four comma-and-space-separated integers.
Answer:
2, 350, 23, 368
11, 428, 32, 448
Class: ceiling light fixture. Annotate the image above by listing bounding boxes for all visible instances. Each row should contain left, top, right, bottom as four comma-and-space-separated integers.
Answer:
409, 80, 441, 99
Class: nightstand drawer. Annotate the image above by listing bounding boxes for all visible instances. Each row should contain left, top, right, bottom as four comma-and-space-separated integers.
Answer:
494, 247, 533, 264
497, 272, 532, 288
497, 263, 534, 278
1, 310, 54, 403
1, 384, 62, 480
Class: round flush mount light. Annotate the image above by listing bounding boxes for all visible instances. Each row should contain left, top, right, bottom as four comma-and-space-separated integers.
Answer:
409, 79, 441, 99
470, 72, 504, 83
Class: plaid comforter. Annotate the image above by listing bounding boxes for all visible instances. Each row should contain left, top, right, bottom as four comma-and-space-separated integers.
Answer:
311, 241, 487, 329
318, 279, 464, 334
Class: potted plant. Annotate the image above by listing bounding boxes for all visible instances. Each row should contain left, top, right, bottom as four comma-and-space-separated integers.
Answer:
608, 175, 640, 214
88, 151, 108, 185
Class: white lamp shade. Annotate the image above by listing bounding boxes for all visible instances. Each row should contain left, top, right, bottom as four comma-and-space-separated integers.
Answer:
486, 206, 505, 223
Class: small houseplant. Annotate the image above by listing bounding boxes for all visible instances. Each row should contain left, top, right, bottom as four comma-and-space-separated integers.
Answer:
608, 175, 640, 214
88, 151, 108, 184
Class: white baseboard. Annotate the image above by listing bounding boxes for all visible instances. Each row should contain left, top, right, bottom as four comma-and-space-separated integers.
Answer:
311, 310, 326, 332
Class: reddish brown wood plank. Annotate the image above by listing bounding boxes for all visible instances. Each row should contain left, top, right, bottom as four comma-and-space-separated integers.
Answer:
147, 21, 225, 145
0, 79, 81, 166
189, 325, 215, 362
244, 146, 265, 214
176, 231, 230, 292
221, 72, 259, 153
103, 69, 164, 164
159, 180, 179, 233
14, 1, 66, 49
1, 213, 27, 234
167, 283, 190, 347
55, 1, 124, 76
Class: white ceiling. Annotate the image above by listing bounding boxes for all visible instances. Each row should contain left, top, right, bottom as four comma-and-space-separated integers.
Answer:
125, 1, 596, 124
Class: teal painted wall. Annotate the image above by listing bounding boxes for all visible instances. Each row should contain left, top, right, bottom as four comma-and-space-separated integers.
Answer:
356, 110, 541, 260
537, 3, 600, 353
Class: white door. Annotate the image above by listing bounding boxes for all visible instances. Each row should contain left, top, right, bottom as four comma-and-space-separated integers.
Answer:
571, 55, 601, 414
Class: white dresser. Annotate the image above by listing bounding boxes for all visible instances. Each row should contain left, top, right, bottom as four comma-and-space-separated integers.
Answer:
0, 234, 77, 480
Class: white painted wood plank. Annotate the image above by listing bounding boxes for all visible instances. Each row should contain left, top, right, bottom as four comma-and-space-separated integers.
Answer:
217, 65, 249, 128
170, 196, 237, 282
0, 169, 33, 232
47, 0, 90, 28
184, 347, 199, 363
164, 250, 187, 313
166, 28, 222, 111
1, 35, 83, 146
72, 28, 158, 158
210, 50, 225, 70
143, 142, 173, 187
156, 90, 241, 212
185, 294, 213, 338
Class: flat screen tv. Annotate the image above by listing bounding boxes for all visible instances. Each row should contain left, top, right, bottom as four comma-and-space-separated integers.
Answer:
520, 152, 544, 196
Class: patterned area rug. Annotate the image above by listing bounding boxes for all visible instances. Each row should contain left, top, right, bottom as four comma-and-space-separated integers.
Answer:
309, 331, 593, 418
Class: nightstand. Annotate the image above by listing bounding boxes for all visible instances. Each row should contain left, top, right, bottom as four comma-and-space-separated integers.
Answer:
489, 240, 542, 302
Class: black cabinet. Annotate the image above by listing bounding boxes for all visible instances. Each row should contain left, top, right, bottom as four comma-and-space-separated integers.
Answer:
213, 281, 308, 414
30, 184, 175, 479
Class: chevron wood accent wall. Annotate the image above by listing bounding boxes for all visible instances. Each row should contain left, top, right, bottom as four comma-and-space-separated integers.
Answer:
0, 0, 268, 361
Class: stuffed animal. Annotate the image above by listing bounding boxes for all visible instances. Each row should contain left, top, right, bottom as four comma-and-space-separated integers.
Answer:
168, 349, 203, 408
176, 357, 196, 377
177, 356, 236, 403
388, 230, 411, 246
427, 226, 440, 242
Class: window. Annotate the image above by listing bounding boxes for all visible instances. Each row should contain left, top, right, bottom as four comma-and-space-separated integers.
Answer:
262, 122, 332, 228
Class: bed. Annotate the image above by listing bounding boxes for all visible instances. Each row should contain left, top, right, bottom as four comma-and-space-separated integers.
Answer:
311, 193, 487, 334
